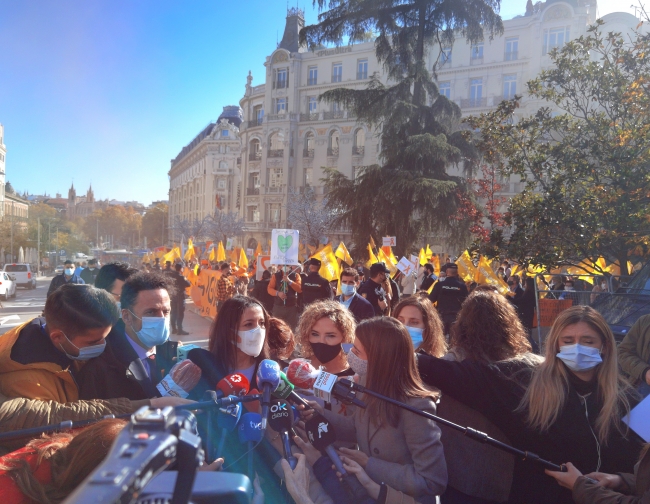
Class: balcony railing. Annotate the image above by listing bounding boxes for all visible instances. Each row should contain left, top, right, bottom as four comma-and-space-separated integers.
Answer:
273, 79, 288, 89
268, 149, 284, 158
266, 113, 287, 122
505, 51, 519, 61
249, 152, 262, 161
357, 71, 368, 80
331, 74, 342, 83
246, 187, 260, 196
460, 97, 488, 109
303, 148, 314, 158
327, 147, 339, 157
266, 186, 282, 193
470, 56, 484, 65
323, 111, 344, 120
300, 113, 319, 122
307, 78, 318, 86
352, 146, 365, 156
247, 117, 264, 128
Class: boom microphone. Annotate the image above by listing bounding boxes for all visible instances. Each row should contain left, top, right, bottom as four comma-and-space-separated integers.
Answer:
267, 400, 298, 469
312, 370, 367, 408
256, 359, 281, 432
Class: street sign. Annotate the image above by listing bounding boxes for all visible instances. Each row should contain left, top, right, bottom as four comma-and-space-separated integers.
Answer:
382, 236, 396, 247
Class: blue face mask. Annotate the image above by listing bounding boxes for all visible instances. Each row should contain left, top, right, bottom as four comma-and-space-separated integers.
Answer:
129, 311, 170, 348
405, 325, 424, 347
556, 343, 602, 372
341, 283, 356, 296
59, 333, 106, 361
64, 268, 75, 276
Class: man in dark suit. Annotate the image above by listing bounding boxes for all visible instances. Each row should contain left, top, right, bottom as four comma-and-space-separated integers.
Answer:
335, 267, 375, 323
77, 271, 178, 401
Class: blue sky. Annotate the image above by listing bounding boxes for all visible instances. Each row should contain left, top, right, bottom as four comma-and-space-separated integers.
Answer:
0, 0, 635, 205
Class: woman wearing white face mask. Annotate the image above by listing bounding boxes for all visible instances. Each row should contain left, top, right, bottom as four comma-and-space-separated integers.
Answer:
416, 306, 642, 504
392, 296, 446, 357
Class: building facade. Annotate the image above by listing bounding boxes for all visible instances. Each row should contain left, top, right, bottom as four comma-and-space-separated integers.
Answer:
0, 124, 6, 220
4, 185, 28, 230
168, 106, 244, 242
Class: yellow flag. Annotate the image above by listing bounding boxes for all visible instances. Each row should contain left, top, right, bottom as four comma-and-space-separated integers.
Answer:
310, 244, 340, 281
184, 239, 194, 261
336, 278, 342, 296
216, 241, 226, 262
456, 250, 477, 283
335, 241, 353, 266
230, 247, 239, 263
365, 244, 378, 269
369, 236, 376, 249
162, 247, 181, 264
427, 279, 437, 295
377, 247, 398, 277
209, 246, 216, 262
425, 244, 433, 260
418, 248, 427, 266
474, 256, 509, 295
431, 254, 440, 276
239, 248, 249, 269
255, 242, 262, 258
381, 246, 398, 266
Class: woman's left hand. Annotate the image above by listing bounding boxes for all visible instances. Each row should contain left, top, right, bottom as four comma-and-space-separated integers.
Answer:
338, 447, 369, 468
545, 462, 582, 490
198, 457, 224, 471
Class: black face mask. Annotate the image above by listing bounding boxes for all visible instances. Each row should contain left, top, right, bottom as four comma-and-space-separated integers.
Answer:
311, 342, 342, 364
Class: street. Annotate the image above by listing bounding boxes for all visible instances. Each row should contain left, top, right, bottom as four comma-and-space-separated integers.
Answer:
0, 274, 211, 350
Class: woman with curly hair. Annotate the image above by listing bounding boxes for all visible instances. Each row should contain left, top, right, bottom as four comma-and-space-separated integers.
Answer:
296, 299, 356, 377
392, 296, 447, 357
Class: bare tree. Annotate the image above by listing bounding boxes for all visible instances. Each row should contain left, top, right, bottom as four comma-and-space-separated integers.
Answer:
171, 216, 208, 241
286, 187, 337, 247
206, 209, 245, 243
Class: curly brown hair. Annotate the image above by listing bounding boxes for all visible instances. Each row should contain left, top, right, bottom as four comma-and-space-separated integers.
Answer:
392, 296, 447, 357
267, 316, 296, 360
450, 290, 531, 362
296, 300, 356, 359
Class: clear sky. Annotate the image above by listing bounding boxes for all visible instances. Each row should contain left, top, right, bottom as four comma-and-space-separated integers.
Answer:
0, 0, 639, 205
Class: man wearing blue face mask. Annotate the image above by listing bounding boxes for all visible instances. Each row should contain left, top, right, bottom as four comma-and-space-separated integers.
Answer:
46, 259, 85, 298
0, 283, 118, 402
76, 271, 180, 401
335, 267, 374, 323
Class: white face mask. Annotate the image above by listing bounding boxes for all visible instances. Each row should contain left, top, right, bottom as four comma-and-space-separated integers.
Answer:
237, 326, 265, 358
347, 349, 368, 377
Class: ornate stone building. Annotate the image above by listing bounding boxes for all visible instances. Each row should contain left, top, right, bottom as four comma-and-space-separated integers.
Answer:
0, 124, 6, 220
168, 106, 243, 242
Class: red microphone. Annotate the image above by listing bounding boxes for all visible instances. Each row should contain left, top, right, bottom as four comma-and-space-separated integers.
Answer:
243, 388, 261, 414
216, 373, 250, 399
286, 359, 318, 389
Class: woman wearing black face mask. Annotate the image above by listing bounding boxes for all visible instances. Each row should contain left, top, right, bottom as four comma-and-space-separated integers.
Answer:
296, 300, 356, 377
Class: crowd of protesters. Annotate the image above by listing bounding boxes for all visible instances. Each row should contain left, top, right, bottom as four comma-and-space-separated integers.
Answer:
0, 254, 648, 504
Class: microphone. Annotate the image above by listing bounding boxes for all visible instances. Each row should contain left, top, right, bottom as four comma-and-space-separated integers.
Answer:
216, 373, 250, 399
304, 414, 368, 499
256, 360, 281, 432
312, 370, 367, 408
286, 358, 319, 389
243, 389, 261, 414
238, 412, 263, 479
272, 371, 312, 409
267, 400, 298, 469
215, 398, 242, 459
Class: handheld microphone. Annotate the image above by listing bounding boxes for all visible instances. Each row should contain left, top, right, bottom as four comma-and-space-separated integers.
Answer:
267, 400, 298, 469
305, 414, 368, 499
243, 388, 262, 414
256, 360, 281, 432
312, 370, 367, 408
273, 371, 312, 409
286, 358, 318, 389
238, 412, 263, 479
216, 399, 242, 459
216, 373, 250, 399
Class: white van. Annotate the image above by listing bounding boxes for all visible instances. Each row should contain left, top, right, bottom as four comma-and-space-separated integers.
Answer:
3, 263, 37, 289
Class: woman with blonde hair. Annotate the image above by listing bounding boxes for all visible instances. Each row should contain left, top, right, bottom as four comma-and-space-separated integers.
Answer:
417, 305, 642, 504
392, 296, 447, 357
296, 299, 356, 377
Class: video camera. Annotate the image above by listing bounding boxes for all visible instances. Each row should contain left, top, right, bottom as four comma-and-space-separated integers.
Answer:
63, 406, 252, 504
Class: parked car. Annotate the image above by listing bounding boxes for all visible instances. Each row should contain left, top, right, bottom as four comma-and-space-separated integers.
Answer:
0, 272, 17, 300
3, 263, 36, 289
54, 264, 64, 275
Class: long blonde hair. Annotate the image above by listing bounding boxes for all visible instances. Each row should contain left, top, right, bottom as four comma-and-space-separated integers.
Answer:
518, 306, 631, 443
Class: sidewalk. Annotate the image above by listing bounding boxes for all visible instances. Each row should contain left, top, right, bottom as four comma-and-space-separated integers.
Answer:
171, 300, 212, 349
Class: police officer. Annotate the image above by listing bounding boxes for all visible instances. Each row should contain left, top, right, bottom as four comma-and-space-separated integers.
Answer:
428, 263, 468, 335
301, 258, 333, 306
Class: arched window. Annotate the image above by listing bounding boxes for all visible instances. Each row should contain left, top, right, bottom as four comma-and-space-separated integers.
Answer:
220, 161, 228, 171
268, 131, 285, 158
328, 130, 339, 157
303, 132, 314, 158
353, 128, 365, 156
249, 139, 261, 161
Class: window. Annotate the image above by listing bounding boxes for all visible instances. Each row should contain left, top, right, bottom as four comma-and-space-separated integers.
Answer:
505, 37, 519, 61
357, 59, 368, 79
275, 68, 288, 89
440, 48, 452, 66
275, 98, 287, 114
543, 27, 570, 55
221, 129, 229, 137
247, 206, 260, 222
217, 179, 226, 189
332, 63, 342, 83
331, 102, 341, 112
471, 44, 484, 62
503, 75, 517, 99
308, 66, 318, 86
305, 168, 313, 186
439, 81, 451, 98
304, 132, 315, 157
353, 128, 365, 155
252, 105, 264, 126
267, 203, 281, 223
470, 78, 483, 106
308, 96, 318, 113
249, 139, 261, 160
328, 130, 340, 156
269, 168, 283, 187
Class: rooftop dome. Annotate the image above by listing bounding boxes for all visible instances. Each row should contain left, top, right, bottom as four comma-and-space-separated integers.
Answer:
217, 106, 243, 128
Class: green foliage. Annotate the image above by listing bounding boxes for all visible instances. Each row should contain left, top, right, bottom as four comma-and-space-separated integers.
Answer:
467, 20, 650, 275
142, 204, 168, 248
301, 0, 503, 255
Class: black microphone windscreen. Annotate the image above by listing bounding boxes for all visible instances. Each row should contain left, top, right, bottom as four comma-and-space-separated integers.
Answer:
305, 413, 337, 451
267, 400, 293, 432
